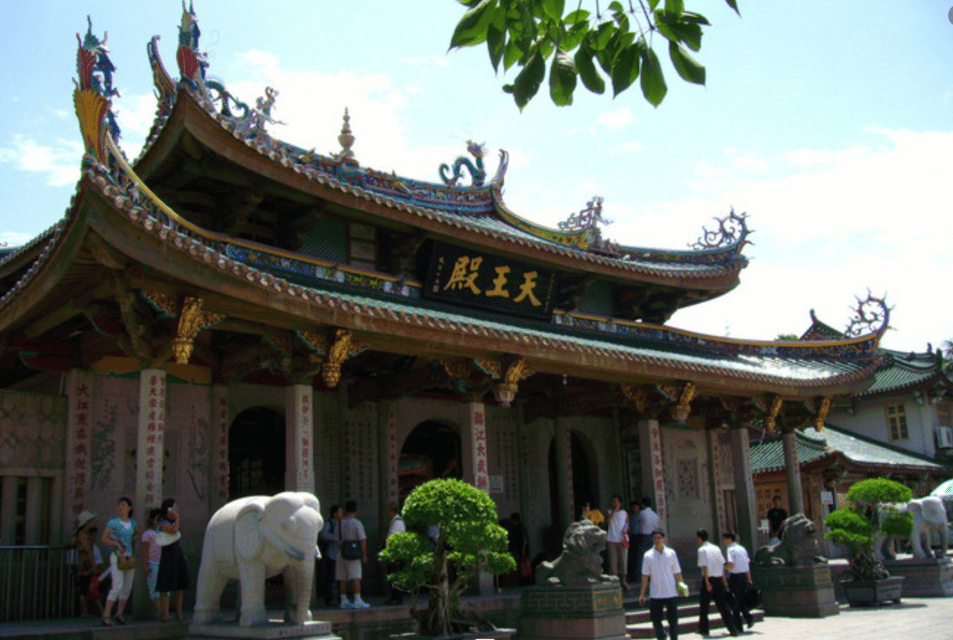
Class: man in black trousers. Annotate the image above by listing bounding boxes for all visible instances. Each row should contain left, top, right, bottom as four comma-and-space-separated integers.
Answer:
696, 529, 739, 637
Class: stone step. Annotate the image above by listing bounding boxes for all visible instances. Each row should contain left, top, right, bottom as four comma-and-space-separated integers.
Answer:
625, 604, 765, 639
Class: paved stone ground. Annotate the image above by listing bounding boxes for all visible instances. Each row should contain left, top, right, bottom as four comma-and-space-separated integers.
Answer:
716, 598, 953, 640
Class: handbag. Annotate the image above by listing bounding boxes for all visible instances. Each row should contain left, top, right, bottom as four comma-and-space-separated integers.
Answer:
156, 530, 181, 546
340, 539, 363, 560
744, 583, 763, 609
116, 554, 136, 570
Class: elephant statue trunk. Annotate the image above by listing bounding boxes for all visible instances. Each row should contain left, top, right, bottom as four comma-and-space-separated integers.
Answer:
192, 492, 323, 627
875, 496, 949, 562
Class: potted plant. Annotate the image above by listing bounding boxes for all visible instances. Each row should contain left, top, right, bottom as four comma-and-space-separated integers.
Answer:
379, 478, 516, 637
824, 478, 913, 606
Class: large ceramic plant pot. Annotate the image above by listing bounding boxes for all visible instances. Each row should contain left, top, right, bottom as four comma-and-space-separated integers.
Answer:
843, 576, 904, 606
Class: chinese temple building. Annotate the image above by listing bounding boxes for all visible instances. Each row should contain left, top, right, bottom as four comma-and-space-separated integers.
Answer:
0, 8, 892, 593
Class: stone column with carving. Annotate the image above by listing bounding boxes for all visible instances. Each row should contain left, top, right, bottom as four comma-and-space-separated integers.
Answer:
554, 415, 574, 531
285, 384, 314, 494
64, 369, 95, 531
782, 428, 805, 515
467, 402, 490, 494
639, 419, 667, 530
729, 426, 758, 551
135, 369, 166, 514
707, 428, 728, 536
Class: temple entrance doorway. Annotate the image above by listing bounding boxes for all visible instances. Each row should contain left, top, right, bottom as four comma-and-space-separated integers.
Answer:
229, 407, 286, 499
399, 420, 462, 502
548, 430, 599, 525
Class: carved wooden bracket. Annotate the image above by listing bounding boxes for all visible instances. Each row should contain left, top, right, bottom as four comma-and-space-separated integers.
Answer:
620, 384, 648, 413
813, 397, 831, 432
172, 297, 225, 365
765, 395, 784, 432
320, 329, 368, 389
483, 357, 533, 408
670, 382, 697, 423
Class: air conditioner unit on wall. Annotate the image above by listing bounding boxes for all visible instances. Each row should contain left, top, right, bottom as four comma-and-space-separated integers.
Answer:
936, 426, 953, 449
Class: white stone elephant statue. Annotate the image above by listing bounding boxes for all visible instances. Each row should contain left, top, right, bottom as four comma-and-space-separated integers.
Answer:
192, 492, 323, 627
875, 496, 949, 562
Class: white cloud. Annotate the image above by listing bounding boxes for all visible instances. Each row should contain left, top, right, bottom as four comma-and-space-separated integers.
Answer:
594, 107, 633, 130
0, 135, 83, 186
1, 231, 33, 247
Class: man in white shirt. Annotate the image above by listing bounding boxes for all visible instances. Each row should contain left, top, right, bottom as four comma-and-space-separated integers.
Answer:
383, 502, 406, 605
639, 529, 684, 640
722, 531, 754, 631
638, 498, 661, 561
606, 494, 630, 590
696, 529, 739, 637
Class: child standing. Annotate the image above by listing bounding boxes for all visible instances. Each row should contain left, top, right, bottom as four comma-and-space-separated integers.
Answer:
140, 508, 165, 620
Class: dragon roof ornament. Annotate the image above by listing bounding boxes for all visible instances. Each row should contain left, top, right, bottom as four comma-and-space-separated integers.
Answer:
557, 196, 619, 254
74, 17, 120, 162
439, 140, 487, 187
689, 208, 751, 253
844, 292, 890, 339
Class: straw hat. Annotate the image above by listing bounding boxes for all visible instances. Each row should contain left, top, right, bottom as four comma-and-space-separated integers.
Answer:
76, 510, 96, 530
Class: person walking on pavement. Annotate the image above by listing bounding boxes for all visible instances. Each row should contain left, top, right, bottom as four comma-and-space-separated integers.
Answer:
318, 504, 342, 607
639, 529, 684, 640
337, 500, 369, 609
723, 531, 755, 631
383, 501, 406, 605
607, 494, 630, 591
627, 500, 643, 585
696, 529, 739, 638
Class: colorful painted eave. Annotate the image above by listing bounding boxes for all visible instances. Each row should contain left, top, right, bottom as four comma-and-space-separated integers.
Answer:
135, 13, 750, 286
0, 146, 885, 396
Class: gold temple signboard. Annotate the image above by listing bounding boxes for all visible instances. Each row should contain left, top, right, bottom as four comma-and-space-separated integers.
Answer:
424, 242, 558, 319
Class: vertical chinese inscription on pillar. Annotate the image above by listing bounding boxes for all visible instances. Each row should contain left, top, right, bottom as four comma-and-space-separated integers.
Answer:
562, 423, 574, 520
138, 370, 166, 508
471, 404, 489, 492
649, 423, 666, 522
66, 371, 94, 519
386, 406, 399, 504
708, 432, 727, 532
291, 385, 313, 492
213, 387, 229, 504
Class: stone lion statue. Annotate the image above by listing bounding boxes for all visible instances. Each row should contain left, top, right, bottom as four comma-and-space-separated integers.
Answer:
537, 519, 615, 586
755, 513, 827, 567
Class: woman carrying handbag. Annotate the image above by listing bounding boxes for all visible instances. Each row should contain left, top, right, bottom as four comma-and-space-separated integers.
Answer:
101, 497, 138, 626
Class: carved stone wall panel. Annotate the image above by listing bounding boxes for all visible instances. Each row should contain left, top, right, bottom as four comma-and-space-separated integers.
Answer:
0, 391, 67, 470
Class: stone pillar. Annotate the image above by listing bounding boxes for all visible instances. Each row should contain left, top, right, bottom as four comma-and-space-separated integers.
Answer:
285, 384, 315, 493
554, 415, 574, 531
63, 369, 95, 533
639, 419, 667, 529
707, 429, 728, 537
210, 384, 230, 511
135, 369, 166, 513
729, 426, 758, 551
782, 429, 805, 515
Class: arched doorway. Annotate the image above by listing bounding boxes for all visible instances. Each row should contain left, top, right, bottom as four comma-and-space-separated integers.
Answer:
229, 407, 286, 499
548, 430, 599, 524
399, 421, 462, 502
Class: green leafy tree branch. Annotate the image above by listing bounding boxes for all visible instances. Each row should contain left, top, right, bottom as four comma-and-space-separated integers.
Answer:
449, 0, 740, 110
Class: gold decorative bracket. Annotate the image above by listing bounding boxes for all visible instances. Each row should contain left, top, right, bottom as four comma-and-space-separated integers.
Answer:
491, 357, 533, 408
172, 297, 225, 365
670, 382, 697, 423
813, 397, 831, 432
320, 329, 368, 389
765, 395, 783, 432
620, 384, 648, 413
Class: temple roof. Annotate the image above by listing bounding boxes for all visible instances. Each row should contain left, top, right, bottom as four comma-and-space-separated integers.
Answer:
750, 425, 950, 475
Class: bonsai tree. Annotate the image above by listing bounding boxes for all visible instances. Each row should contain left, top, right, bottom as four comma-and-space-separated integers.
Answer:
379, 478, 515, 636
824, 478, 913, 581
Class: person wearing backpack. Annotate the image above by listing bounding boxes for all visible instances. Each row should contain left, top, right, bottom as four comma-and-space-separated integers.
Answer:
337, 500, 369, 609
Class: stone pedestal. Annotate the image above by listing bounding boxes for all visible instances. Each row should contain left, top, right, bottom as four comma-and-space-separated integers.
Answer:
519, 583, 628, 640
884, 558, 953, 597
189, 619, 339, 640
751, 564, 839, 618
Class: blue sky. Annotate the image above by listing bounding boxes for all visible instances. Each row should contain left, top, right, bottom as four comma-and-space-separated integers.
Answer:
1, 1, 951, 351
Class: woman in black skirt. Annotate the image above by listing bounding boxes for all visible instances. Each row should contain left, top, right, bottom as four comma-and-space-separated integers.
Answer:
156, 498, 191, 621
